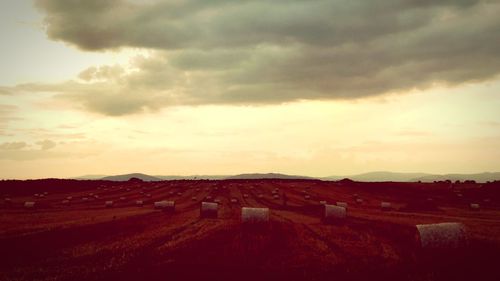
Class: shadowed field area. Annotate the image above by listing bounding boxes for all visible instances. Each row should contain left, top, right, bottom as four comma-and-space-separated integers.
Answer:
1, 179, 500, 281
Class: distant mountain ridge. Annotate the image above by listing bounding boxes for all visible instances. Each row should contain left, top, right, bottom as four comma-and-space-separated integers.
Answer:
226, 173, 314, 180
71, 171, 500, 182
323, 171, 500, 183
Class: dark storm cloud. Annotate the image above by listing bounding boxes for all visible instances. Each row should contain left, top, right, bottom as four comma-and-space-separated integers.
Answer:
31, 0, 500, 115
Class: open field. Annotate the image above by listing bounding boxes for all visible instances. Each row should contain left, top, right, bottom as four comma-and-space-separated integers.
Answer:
1, 179, 500, 281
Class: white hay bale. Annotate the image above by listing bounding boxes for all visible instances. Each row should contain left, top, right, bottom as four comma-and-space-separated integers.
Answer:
126, 189, 130, 191
258, 194, 264, 198
82, 197, 88, 202
319, 200, 327, 205
146, 194, 151, 197
356, 198, 363, 204
273, 194, 280, 199
200, 202, 218, 218
483, 198, 490, 203
66, 196, 72, 200
120, 197, 126, 201
271, 190, 278, 195
43, 192, 48, 195
169, 191, 174, 195
39, 194, 45, 198
34, 194, 39, 197
89, 193, 94, 196
214, 199, 221, 204
470, 203, 480, 210
105, 201, 114, 207
4, 198, 12, 203
195, 188, 200, 191
416, 222, 467, 249
241, 207, 269, 223
336, 202, 348, 208
136, 200, 144, 206
304, 195, 310, 200
154, 200, 175, 211
24, 201, 35, 209
192, 196, 197, 201
62, 200, 70, 205
381, 202, 392, 211
243, 194, 249, 198
324, 204, 347, 221
230, 198, 238, 203
94, 195, 100, 199
457, 193, 463, 197
176, 192, 182, 196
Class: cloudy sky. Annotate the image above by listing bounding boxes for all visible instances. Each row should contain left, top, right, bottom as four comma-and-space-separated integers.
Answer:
1, 0, 500, 179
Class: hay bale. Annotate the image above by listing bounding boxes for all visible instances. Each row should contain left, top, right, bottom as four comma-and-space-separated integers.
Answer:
205, 195, 212, 200
146, 194, 151, 197
381, 202, 392, 211
24, 201, 35, 209
241, 207, 269, 223
214, 199, 221, 204
416, 222, 467, 249
304, 195, 311, 200
94, 195, 100, 199
324, 204, 347, 222
230, 198, 238, 203
176, 192, 182, 196
169, 191, 174, 195
273, 194, 280, 199
105, 201, 114, 207
470, 203, 480, 210
200, 202, 218, 218
154, 200, 175, 212
136, 200, 144, 206
82, 197, 88, 202
66, 196, 72, 200
120, 197, 126, 201
243, 194, 249, 198
258, 194, 264, 198
191, 196, 197, 201
39, 194, 45, 198
62, 200, 70, 205
355, 198, 363, 204
336, 202, 348, 208
319, 200, 327, 205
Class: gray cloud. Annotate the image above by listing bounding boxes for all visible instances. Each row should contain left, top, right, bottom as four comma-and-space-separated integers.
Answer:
36, 139, 57, 150
0, 141, 27, 150
28, 0, 500, 115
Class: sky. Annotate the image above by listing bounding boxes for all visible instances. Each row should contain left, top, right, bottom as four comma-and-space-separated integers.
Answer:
1, 0, 500, 179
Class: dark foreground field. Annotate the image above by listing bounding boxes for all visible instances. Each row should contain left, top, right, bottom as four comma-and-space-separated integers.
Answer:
1, 179, 500, 281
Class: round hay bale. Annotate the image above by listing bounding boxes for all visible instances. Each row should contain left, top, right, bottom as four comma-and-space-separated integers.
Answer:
241, 207, 269, 223
243, 194, 249, 198
356, 198, 363, 204
62, 200, 70, 205
258, 194, 264, 198
169, 191, 174, 195
214, 199, 221, 204
105, 201, 114, 207
273, 194, 280, 199
304, 195, 311, 200
39, 194, 45, 198
230, 198, 238, 203
191, 196, 197, 201
66, 196, 72, 200
24, 201, 35, 209
381, 202, 392, 211
319, 200, 327, 205
200, 202, 218, 218
205, 195, 212, 200
336, 202, 348, 208
470, 203, 480, 210
136, 200, 144, 206
82, 197, 88, 202
120, 197, 126, 201
94, 195, 100, 199
176, 192, 182, 196
154, 200, 175, 212
146, 194, 151, 197
416, 222, 467, 249
324, 204, 347, 223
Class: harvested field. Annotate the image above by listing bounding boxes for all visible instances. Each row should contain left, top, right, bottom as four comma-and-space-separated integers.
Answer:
1, 179, 500, 281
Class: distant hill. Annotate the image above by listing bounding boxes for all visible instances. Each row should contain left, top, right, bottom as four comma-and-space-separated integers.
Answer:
323, 171, 432, 182
324, 171, 500, 183
413, 172, 500, 183
226, 173, 314, 180
154, 175, 227, 180
72, 174, 107, 180
100, 173, 162, 182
